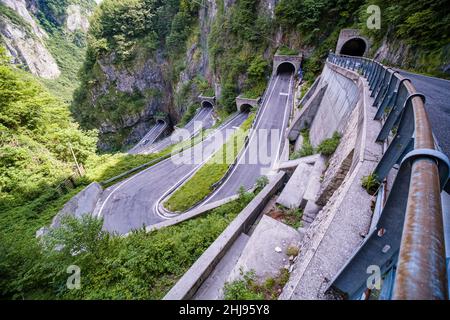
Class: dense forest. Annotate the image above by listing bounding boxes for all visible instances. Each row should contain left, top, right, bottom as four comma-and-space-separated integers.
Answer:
0, 0, 449, 300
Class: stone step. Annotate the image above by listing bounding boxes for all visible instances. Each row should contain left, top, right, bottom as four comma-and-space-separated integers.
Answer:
227, 216, 303, 285
277, 163, 314, 209
303, 155, 327, 203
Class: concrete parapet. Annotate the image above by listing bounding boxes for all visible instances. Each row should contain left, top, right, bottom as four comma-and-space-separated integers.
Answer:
163, 172, 287, 300
274, 54, 303, 75
277, 163, 314, 209
51, 182, 104, 229
198, 95, 216, 108
235, 95, 260, 113
280, 62, 383, 300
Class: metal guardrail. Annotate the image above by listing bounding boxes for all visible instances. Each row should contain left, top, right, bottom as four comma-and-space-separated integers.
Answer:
327, 53, 450, 300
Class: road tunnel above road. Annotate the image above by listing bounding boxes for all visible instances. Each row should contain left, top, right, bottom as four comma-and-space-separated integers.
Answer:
339, 38, 367, 56
202, 101, 214, 109
277, 62, 296, 75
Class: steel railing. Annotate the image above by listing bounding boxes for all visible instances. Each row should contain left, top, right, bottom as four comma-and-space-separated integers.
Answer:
327, 53, 449, 300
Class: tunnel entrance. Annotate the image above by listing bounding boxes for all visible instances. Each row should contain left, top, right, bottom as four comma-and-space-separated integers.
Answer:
240, 104, 252, 113
157, 119, 166, 125
202, 101, 214, 108
340, 38, 366, 56
276, 62, 296, 75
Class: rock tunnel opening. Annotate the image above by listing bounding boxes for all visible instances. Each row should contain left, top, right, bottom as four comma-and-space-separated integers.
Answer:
240, 104, 252, 113
277, 62, 296, 75
340, 38, 366, 57
157, 119, 166, 125
202, 101, 214, 109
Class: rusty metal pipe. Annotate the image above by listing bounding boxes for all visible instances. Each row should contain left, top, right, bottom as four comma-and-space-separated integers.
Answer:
393, 158, 447, 300
393, 80, 447, 300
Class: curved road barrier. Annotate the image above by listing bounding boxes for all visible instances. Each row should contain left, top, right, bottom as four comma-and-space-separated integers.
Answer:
327, 53, 450, 300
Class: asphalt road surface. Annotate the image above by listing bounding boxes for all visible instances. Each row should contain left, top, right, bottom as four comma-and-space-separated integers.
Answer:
139, 107, 214, 154
397, 70, 450, 159
205, 71, 295, 204
94, 112, 248, 234
128, 121, 167, 154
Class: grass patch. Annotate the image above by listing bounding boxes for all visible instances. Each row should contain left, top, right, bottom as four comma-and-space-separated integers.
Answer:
290, 130, 314, 160
164, 114, 255, 212
224, 269, 290, 300
317, 132, 341, 156
267, 205, 304, 230
241, 80, 267, 100
179, 103, 200, 127
1, 191, 255, 299
277, 46, 299, 56
361, 173, 381, 196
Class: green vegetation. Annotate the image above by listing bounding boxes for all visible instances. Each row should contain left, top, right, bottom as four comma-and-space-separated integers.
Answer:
291, 131, 341, 160
359, 0, 450, 78
165, 114, 255, 212
273, 206, 304, 229
299, 80, 311, 105
178, 103, 200, 127
40, 32, 89, 102
1, 191, 255, 299
317, 132, 341, 156
209, 0, 274, 113
361, 173, 381, 196
286, 246, 300, 257
291, 130, 314, 160
255, 176, 270, 191
0, 47, 97, 208
277, 46, 299, 56
224, 269, 290, 300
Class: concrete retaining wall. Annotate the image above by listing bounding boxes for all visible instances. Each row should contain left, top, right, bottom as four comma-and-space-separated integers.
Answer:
163, 172, 287, 300
309, 64, 361, 147
51, 182, 103, 228
280, 62, 383, 300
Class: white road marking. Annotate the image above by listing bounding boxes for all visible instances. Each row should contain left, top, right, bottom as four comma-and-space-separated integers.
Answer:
274, 75, 294, 166
205, 75, 281, 202
96, 112, 244, 220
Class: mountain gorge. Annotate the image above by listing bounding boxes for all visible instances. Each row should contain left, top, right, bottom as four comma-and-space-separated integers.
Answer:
71, 0, 450, 151
0, 0, 100, 101
1, 0, 449, 301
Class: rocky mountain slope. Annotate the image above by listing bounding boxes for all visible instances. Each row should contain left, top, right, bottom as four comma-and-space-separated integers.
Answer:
0, 0, 101, 100
71, 0, 449, 152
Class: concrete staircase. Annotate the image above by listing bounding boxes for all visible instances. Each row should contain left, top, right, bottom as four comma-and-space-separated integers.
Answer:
301, 156, 327, 228
276, 155, 327, 229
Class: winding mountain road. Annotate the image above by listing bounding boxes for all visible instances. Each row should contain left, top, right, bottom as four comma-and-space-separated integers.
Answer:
205, 71, 295, 204
128, 121, 168, 155
94, 112, 247, 234
95, 67, 295, 234
146, 106, 215, 154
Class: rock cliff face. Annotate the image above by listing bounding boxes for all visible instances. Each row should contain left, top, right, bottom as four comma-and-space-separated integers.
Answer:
71, 0, 286, 151
0, 0, 98, 79
91, 50, 174, 150
0, 0, 60, 78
